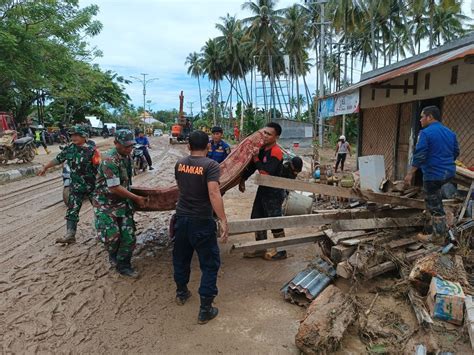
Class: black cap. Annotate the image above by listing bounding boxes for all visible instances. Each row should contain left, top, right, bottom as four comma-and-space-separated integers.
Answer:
211, 126, 223, 133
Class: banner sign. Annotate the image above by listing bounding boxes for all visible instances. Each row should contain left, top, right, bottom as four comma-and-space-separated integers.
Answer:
318, 90, 359, 118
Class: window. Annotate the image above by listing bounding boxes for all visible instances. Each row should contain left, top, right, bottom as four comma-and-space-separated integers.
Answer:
424, 73, 430, 90
450, 65, 458, 85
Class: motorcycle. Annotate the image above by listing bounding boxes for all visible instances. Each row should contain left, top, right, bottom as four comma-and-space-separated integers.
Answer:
0, 130, 36, 164
101, 129, 110, 139
132, 144, 148, 174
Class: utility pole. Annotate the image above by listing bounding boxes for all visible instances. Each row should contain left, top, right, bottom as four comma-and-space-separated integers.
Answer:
130, 73, 159, 128
318, 0, 326, 148
187, 101, 194, 118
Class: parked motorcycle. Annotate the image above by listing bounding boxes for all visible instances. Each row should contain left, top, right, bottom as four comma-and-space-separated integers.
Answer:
0, 130, 36, 164
132, 144, 148, 174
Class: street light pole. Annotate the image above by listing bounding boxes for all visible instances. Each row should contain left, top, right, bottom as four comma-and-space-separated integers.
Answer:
130, 74, 159, 129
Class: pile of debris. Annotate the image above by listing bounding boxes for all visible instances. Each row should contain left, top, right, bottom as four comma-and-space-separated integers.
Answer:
229, 168, 474, 353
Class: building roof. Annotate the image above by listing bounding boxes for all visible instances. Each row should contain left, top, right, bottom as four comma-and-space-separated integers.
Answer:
333, 32, 474, 96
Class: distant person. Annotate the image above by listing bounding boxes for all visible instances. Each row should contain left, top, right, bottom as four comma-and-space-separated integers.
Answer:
173, 130, 228, 324
404, 106, 460, 243
207, 126, 231, 164
135, 130, 154, 170
234, 124, 240, 142
33, 125, 51, 155
334, 135, 351, 173
281, 156, 303, 180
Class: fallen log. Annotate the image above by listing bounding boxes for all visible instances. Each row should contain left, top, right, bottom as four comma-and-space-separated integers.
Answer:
364, 248, 433, 280
336, 261, 354, 279
231, 232, 326, 253
229, 209, 420, 235
255, 174, 427, 209
295, 285, 357, 354
332, 217, 426, 232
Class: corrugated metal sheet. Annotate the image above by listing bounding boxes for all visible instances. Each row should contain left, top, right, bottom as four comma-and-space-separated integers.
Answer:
334, 43, 474, 96
281, 258, 336, 305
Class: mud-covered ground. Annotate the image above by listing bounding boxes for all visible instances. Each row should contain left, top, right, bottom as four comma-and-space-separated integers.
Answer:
0, 136, 470, 353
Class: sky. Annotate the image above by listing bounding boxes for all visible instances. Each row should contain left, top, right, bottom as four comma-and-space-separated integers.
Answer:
80, 0, 474, 113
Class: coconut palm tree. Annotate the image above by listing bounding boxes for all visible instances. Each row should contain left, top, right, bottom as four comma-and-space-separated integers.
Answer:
201, 39, 225, 125
185, 52, 204, 117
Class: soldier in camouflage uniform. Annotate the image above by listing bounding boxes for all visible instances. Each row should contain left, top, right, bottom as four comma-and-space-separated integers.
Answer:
38, 125, 100, 244
93, 129, 147, 278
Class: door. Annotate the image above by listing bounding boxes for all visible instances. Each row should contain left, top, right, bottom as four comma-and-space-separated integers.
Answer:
395, 103, 412, 180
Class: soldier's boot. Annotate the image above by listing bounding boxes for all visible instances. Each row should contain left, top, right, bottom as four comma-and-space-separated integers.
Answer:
176, 284, 192, 305
108, 251, 118, 267
34, 148, 39, 155
243, 231, 266, 258
417, 216, 447, 244
198, 296, 218, 324
45, 147, 51, 155
56, 220, 77, 244
264, 230, 287, 260
117, 256, 139, 278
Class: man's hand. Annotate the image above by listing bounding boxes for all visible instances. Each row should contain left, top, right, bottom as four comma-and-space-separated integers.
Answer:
238, 180, 246, 193
219, 219, 229, 243
404, 173, 413, 187
37, 166, 47, 176
134, 195, 148, 209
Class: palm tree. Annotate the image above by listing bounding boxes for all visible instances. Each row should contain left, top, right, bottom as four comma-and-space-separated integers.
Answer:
185, 52, 204, 117
201, 38, 225, 125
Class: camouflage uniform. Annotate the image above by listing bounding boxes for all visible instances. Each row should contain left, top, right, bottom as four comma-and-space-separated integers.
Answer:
54, 130, 99, 223
93, 133, 136, 263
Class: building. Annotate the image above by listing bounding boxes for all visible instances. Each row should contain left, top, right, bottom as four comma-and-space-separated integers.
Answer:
322, 33, 474, 180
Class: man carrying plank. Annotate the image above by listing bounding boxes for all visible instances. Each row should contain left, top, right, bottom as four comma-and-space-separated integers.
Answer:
239, 122, 287, 260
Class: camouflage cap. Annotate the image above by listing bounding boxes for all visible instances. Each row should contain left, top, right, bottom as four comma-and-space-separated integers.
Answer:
69, 125, 88, 138
115, 129, 136, 146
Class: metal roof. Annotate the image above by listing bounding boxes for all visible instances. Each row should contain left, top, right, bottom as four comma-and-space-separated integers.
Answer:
332, 33, 474, 96
281, 258, 336, 305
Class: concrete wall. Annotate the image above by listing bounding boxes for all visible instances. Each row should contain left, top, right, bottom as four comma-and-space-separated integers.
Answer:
274, 119, 313, 148
360, 58, 474, 109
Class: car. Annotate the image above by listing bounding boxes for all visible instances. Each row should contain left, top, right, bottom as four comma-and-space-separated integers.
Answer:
153, 129, 163, 137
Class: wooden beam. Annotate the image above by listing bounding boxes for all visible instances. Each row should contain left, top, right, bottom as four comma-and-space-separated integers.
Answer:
324, 229, 370, 244
229, 209, 420, 235
388, 237, 417, 249
331, 245, 356, 263
332, 217, 426, 232
254, 175, 427, 209
230, 232, 325, 253
458, 181, 474, 224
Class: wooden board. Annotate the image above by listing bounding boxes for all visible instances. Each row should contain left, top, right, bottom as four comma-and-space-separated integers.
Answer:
388, 237, 417, 249
230, 232, 325, 253
229, 209, 422, 235
324, 229, 371, 244
332, 217, 426, 232
255, 174, 427, 209
331, 245, 356, 263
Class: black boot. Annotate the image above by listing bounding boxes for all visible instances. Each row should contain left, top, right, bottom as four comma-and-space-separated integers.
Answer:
117, 256, 139, 278
108, 251, 118, 267
198, 296, 218, 324
176, 285, 192, 305
56, 220, 77, 244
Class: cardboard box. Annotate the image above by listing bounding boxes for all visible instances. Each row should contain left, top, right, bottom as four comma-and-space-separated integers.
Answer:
426, 276, 465, 325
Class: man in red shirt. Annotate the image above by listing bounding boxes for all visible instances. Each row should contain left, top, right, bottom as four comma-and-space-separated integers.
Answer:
239, 122, 287, 260
233, 124, 240, 142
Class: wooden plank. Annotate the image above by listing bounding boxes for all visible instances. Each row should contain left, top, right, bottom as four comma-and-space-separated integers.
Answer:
229, 208, 421, 235
388, 237, 417, 249
364, 248, 431, 279
336, 261, 354, 279
332, 217, 426, 232
341, 235, 379, 246
230, 232, 325, 253
324, 229, 370, 244
331, 245, 356, 263
457, 166, 474, 180
255, 174, 427, 209
458, 181, 474, 223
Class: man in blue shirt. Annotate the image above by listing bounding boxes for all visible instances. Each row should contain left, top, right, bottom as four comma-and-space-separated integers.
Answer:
135, 131, 154, 170
207, 126, 231, 164
404, 105, 460, 243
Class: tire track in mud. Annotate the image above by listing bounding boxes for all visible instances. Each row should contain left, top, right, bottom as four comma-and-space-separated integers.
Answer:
0, 139, 185, 352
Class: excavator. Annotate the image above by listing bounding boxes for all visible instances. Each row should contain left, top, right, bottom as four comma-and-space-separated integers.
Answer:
169, 91, 192, 144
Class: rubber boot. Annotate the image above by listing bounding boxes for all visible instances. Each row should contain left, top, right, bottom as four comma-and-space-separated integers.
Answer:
264, 230, 287, 260
35, 148, 39, 155
45, 147, 51, 155
432, 215, 447, 244
56, 220, 77, 244
117, 256, 139, 278
108, 251, 118, 267
198, 296, 218, 324
176, 284, 192, 305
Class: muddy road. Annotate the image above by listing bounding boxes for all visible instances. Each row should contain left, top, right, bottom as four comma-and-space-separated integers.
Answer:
0, 136, 308, 353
